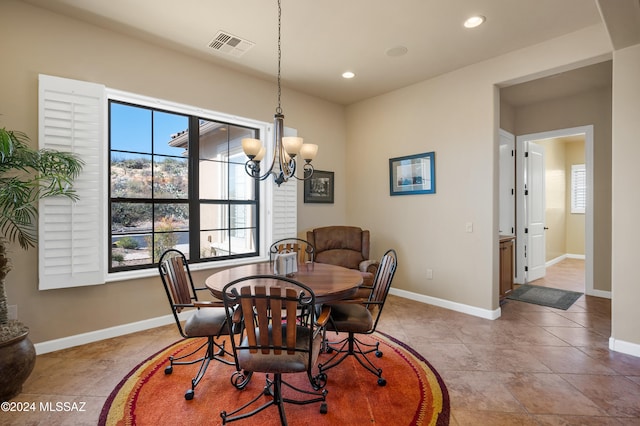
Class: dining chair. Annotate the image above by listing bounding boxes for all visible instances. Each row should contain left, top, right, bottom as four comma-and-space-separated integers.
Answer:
269, 237, 315, 265
158, 249, 236, 400
220, 275, 330, 425
318, 249, 398, 386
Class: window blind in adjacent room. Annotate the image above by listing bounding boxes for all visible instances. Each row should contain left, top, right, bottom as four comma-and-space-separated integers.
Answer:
571, 164, 586, 214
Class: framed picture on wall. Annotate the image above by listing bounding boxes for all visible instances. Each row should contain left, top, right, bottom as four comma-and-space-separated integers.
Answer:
389, 152, 435, 196
304, 170, 334, 203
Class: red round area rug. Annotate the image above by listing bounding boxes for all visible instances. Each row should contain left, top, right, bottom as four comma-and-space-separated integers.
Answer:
99, 332, 449, 425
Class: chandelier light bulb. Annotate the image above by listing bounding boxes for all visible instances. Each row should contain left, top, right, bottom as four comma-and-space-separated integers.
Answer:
282, 136, 303, 156
241, 138, 263, 158
253, 146, 266, 162
300, 143, 318, 162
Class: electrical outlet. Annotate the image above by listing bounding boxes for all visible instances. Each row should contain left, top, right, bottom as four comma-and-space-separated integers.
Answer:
8, 305, 17, 320
427, 269, 433, 280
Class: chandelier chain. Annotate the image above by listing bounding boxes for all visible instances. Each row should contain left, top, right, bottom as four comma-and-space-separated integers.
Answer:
276, 0, 282, 115
241, 0, 315, 185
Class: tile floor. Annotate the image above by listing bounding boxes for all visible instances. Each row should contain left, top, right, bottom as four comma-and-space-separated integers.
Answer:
5, 259, 640, 425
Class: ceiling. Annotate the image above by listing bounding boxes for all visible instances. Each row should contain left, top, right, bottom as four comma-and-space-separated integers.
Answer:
19, 0, 614, 105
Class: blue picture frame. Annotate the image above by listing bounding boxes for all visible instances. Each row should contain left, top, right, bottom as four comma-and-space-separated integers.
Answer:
389, 152, 435, 196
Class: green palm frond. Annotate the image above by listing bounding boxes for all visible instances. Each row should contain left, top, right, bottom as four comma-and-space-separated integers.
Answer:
0, 127, 84, 250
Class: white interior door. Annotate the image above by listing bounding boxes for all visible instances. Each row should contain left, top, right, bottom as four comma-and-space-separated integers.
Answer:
525, 141, 546, 282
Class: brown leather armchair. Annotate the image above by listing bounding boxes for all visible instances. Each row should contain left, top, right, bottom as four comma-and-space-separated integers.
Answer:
306, 226, 379, 292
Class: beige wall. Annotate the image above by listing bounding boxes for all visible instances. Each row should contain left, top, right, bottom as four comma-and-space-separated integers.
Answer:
565, 141, 586, 255
611, 43, 640, 348
538, 138, 586, 261
0, 1, 347, 343
499, 100, 516, 134
346, 24, 612, 311
539, 139, 568, 261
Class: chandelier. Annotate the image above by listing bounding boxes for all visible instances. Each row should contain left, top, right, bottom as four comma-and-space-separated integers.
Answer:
241, 0, 317, 186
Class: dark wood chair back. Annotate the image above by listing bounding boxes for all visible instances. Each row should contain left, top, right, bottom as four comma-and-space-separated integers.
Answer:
222, 275, 319, 372
269, 238, 315, 264
159, 249, 199, 313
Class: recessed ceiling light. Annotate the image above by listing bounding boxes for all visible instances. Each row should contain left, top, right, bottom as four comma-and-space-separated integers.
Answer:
342, 71, 355, 79
464, 15, 485, 28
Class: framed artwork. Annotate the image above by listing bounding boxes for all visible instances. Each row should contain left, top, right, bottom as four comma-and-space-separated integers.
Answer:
389, 152, 435, 196
304, 170, 334, 203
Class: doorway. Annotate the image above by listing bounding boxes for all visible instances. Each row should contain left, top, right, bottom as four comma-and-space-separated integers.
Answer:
515, 126, 593, 294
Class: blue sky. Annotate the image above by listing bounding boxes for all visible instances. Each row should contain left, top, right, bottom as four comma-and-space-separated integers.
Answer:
110, 102, 188, 157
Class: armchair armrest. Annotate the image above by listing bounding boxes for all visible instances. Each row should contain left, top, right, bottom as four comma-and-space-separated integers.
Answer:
359, 259, 379, 274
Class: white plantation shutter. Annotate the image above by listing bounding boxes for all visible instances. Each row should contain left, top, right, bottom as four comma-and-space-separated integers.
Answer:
271, 127, 298, 241
38, 74, 106, 289
272, 182, 298, 240
571, 164, 586, 214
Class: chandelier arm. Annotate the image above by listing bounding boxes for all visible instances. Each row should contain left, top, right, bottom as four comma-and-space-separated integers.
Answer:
245, 160, 278, 182
279, 152, 296, 180
291, 162, 314, 181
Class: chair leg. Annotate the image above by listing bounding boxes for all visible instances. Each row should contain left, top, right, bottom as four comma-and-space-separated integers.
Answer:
220, 373, 328, 425
165, 336, 235, 400
319, 332, 387, 386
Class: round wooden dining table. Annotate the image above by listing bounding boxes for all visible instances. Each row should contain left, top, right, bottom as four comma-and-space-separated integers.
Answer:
205, 262, 363, 304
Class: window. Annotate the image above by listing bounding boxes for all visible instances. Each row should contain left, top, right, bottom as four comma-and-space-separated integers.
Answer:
109, 101, 260, 272
571, 164, 586, 214
39, 74, 297, 288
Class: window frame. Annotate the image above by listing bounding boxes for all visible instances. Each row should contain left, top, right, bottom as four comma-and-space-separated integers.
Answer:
106, 91, 267, 274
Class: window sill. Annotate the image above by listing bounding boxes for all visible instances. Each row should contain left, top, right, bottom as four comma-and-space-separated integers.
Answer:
105, 255, 269, 283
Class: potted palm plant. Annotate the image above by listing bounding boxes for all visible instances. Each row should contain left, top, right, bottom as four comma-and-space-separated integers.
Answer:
0, 126, 83, 401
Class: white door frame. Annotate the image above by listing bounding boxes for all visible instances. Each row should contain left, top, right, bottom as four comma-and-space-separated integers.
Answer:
515, 125, 594, 294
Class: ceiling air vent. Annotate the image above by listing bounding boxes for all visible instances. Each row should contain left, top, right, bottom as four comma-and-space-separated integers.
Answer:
208, 31, 255, 57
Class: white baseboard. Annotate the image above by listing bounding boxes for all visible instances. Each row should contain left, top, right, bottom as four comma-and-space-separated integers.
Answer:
546, 253, 585, 268
389, 288, 501, 320
34, 312, 191, 355
586, 288, 611, 299
609, 337, 640, 358
566, 253, 586, 260
546, 254, 567, 267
